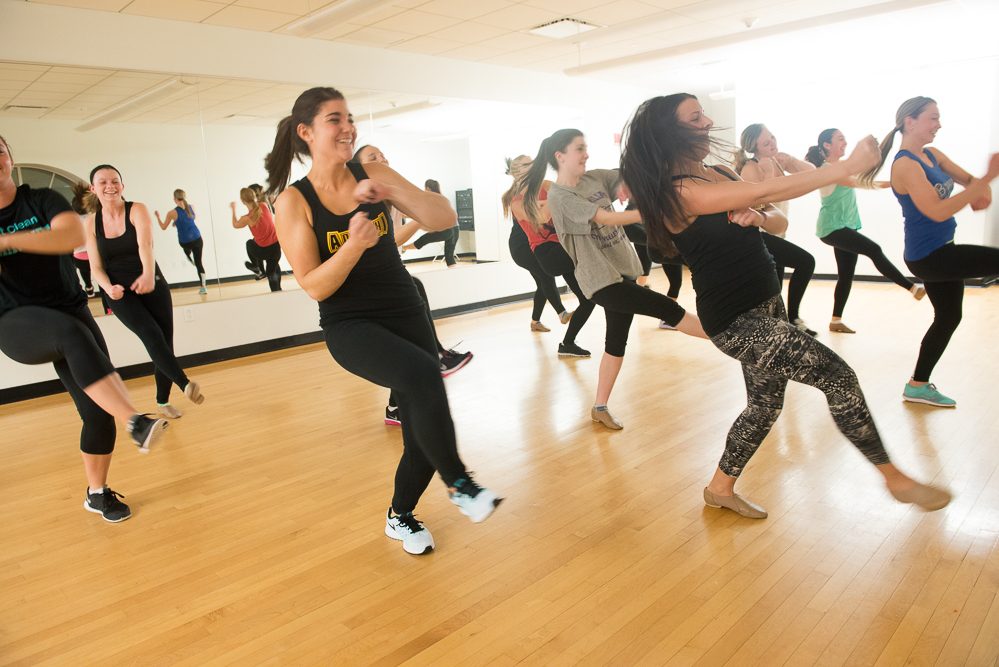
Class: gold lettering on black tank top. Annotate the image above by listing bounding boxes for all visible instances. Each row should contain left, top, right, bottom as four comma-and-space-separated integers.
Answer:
326, 212, 390, 254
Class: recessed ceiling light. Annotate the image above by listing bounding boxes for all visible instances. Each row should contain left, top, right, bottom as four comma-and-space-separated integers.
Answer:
527, 17, 602, 39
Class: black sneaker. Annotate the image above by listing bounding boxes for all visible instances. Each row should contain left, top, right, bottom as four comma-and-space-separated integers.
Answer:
84, 486, 131, 522
244, 261, 265, 280
385, 405, 401, 425
558, 342, 591, 358
127, 414, 168, 451
440, 348, 472, 377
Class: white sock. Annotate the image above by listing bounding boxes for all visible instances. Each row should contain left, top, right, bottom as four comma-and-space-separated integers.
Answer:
89, 486, 105, 495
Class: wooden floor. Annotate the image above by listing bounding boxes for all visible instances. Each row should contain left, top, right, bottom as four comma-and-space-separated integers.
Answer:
4, 273, 999, 666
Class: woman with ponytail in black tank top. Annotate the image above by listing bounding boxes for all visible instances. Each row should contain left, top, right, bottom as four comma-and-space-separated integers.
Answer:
621, 94, 951, 518
86, 165, 205, 420
265, 87, 501, 556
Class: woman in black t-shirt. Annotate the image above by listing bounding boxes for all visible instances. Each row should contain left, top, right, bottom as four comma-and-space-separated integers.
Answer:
620, 94, 951, 518
264, 87, 500, 556
85, 165, 205, 419
0, 134, 167, 523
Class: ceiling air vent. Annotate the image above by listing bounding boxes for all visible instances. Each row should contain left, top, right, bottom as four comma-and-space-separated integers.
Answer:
527, 17, 602, 39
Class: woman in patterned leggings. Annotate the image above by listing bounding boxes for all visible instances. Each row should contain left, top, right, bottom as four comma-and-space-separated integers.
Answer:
620, 93, 951, 518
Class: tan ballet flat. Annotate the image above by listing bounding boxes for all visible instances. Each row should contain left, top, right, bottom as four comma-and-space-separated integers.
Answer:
829, 321, 856, 334
591, 407, 623, 430
184, 381, 205, 405
911, 285, 926, 300
157, 403, 182, 419
530, 321, 550, 332
560, 310, 573, 325
703, 488, 768, 519
890, 482, 951, 511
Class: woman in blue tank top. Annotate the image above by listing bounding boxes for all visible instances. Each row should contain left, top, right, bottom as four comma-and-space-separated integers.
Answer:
155, 189, 206, 294
860, 97, 999, 408
621, 93, 951, 519
263, 87, 501, 556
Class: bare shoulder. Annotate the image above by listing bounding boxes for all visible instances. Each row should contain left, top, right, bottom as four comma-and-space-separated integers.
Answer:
739, 161, 762, 182
275, 186, 309, 222
711, 164, 742, 181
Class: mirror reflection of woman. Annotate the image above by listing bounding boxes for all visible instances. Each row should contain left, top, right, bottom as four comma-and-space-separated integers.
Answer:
231, 188, 282, 292
86, 164, 205, 420
0, 135, 168, 523
861, 96, 999, 408
621, 93, 951, 518
398, 179, 460, 267
523, 129, 708, 431
735, 124, 818, 336
155, 189, 207, 295
266, 87, 500, 556
804, 128, 925, 334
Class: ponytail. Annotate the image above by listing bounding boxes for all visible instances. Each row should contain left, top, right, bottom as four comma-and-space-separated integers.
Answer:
805, 128, 838, 169
264, 87, 345, 197
857, 96, 935, 189
501, 155, 529, 219
239, 187, 262, 223
70, 181, 94, 215
173, 188, 193, 217
523, 129, 582, 227
732, 123, 763, 175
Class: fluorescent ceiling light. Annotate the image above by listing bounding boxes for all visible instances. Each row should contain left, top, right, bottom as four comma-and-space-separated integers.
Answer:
367, 101, 440, 121
287, 0, 399, 38
527, 17, 601, 39
76, 79, 196, 131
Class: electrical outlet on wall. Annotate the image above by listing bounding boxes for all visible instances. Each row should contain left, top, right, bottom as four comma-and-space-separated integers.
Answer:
183, 306, 195, 322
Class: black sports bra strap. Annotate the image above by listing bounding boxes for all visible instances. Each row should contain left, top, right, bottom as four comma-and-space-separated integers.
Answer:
671, 174, 708, 182
709, 165, 738, 181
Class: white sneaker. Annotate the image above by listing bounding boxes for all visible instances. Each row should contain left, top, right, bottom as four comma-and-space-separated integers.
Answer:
449, 477, 502, 523
385, 509, 434, 555
658, 320, 676, 330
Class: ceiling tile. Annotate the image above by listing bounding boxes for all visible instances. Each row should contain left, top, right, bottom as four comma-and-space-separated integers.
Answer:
201, 5, 300, 31
437, 44, 508, 62
336, 27, 415, 48
575, 0, 666, 25
372, 9, 463, 35
232, 0, 313, 12
473, 4, 565, 31
426, 21, 510, 44
24, 81, 92, 93
388, 35, 468, 55
310, 22, 364, 40
344, 6, 408, 26
11, 91, 76, 102
0, 63, 50, 73
0, 69, 45, 82
120, 0, 225, 23
475, 31, 552, 51
27, 0, 133, 10
673, 0, 774, 21
478, 51, 545, 67
37, 72, 110, 85
521, 0, 608, 12
639, 0, 704, 8
418, 0, 516, 21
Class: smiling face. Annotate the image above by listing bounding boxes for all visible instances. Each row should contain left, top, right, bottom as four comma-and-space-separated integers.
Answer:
754, 126, 778, 158
676, 97, 713, 160
824, 130, 847, 160
0, 137, 12, 188
357, 144, 388, 166
905, 103, 941, 145
554, 135, 587, 177
90, 168, 124, 206
298, 99, 357, 163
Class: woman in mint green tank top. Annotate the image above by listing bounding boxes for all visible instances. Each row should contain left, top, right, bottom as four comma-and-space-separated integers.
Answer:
806, 128, 923, 334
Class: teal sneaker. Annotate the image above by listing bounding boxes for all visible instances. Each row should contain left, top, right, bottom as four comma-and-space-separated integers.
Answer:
902, 382, 956, 408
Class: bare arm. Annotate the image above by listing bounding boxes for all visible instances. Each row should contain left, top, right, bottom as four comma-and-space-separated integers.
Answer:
395, 220, 421, 246
930, 148, 975, 187
0, 210, 84, 255
891, 154, 998, 222
592, 208, 642, 226
359, 162, 456, 231
130, 203, 157, 294
775, 152, 815, 174
274, 186, 379, 302
155, 209, 177, 231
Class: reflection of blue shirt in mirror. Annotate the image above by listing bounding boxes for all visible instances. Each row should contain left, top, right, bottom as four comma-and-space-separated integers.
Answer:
173, 205, 201, 244
892, 149, 957, 261
290, 162, 423, 327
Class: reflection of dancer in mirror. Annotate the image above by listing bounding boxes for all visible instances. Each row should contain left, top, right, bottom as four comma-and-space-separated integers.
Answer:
248, 183, 274, 213
735, 124, 818, 336
231, 188, 282, 292
399, 180, 460, 267
804, 128, 925, 334
860, 97, 999, 408
622, 94, 951, 517
352, 144, 472, 426
70, 182, 96, 298
0, 136, 168, 523
523, 129, 708, 430
86, 165, 206, 420
266, 87, 501, 555
155, 189, 207, 295
505, 154, 592, 353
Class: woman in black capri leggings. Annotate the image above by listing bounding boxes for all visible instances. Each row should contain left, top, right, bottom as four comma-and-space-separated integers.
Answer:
621, 93, 950, 517
267, 87, 500, 556
86, 165, 205, 420
401, 179, 460, 267
860, 96, 999, 408
523, 130, 708, 430
0, 135, 167, 523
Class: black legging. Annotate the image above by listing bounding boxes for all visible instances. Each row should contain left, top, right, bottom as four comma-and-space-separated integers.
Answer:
247, 239, 282, 292
387, 276, 446, 411
0, 305, 117, 455
414, 226, 459, 266
324, 308, 468, 514
762, 234, 814, 322
589, 280, 686, 357
820, 228, 914, 318
533, 241, 596, 347
623, 223, 652, 276
648, 246, 685, 299
180, 237, 206, 279
73, 257, 93, 290
108, 276, 188, 405
509, 225, 564, 322
905, 242, 999, 382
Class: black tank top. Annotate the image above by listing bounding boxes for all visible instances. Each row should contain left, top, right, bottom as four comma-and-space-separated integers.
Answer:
671, 166, 779, 336
95, 202, 162, 286
291, 163, 423, 326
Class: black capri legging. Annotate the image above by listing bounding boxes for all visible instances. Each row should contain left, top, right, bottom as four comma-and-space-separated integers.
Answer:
324, 308, 468, 515
762, 234, 814, 323
905, 242, 999, 382
589, 279, 686, 357
623, 223, 652, 276
108, 275, 189, 405
0, 305, 117, 455
648, 246, 685, 299
247, 240, 282, 292
534, 241, 596, 347
820, 227, 914, 318
180, 237, 206, 278
509, 226, 564, 322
